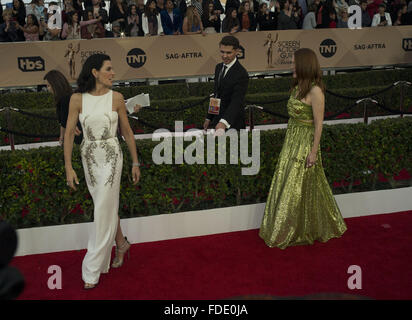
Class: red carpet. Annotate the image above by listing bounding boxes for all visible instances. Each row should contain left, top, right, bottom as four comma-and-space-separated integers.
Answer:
10, 211, 412, 300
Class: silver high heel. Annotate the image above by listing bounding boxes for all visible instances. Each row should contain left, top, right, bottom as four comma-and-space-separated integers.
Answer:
111, 237, 131, 268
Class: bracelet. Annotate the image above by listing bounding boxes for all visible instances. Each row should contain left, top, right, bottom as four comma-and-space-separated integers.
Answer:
132, 162, 140, 167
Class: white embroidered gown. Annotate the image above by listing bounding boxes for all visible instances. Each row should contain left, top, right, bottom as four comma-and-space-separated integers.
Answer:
79, 90, 123, 285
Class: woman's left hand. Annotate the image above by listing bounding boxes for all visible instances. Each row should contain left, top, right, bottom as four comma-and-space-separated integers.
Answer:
132, 166, 140, 184
306, 152, 317, 168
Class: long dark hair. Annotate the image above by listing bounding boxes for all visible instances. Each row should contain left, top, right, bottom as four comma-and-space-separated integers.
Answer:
26, 13, 39, 27
144, 0, 158, 17
43, 70, 73, 104
291, 48, 324, 100
76, 53, 111, 93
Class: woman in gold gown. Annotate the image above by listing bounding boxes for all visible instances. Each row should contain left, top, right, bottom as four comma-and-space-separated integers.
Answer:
259, 48, 347, 249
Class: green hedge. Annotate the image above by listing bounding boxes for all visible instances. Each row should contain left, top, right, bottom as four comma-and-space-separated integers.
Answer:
1, 84, 411, 146
1, 68, 411, 110
1, 117, 411, 229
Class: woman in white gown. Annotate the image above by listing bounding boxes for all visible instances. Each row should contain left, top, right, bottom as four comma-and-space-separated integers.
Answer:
64, 54, 141, 289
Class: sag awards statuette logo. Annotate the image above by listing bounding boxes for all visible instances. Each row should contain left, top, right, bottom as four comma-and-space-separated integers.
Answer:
126, 48, 147, 68
319, 39, 337, 58
17, 56, 45, 72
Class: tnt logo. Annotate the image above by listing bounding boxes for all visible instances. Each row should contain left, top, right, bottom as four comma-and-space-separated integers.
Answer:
18, 57, 45, 72
126, 48, 147, 68
402, 38, 412, 51
319, 39, 337, 58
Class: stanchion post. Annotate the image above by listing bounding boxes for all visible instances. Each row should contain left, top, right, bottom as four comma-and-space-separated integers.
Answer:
399, 82, 404, 118
363, 101, 368, 124
248, 105, 254, 131
5, 107, 15, 151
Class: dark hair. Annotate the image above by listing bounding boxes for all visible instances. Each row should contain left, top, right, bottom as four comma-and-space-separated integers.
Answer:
67, 11, 79, 26
43, 70, 73, 104
144, 0, 158, 17
76, 54, 111, 93
27, 13, 39, 27
279, 0, 288, 11
219, 35, 240, 50
127, 4, 137, 15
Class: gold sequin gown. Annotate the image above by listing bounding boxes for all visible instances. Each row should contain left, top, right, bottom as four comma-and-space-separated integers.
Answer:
259, 87, 347, 249
79, 90, 123, 284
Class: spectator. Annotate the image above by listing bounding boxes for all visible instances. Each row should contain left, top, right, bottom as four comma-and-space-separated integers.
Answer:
335, 0, 348, 16
0, 8, 21, 41
371, 3, 392, 26
337, 8, 348, 27
212, 0, 224, 15
85, 0, 109, 24
134, 0, 145, 35
26, 0, 46, 23
238, 1, 257, 31
126, 4, 140, 36
392, 4, 408, 25
16, 13, 39, 41
318, 0, 335, 28
182, 5, 205, 34
81, 9, 106, 38
157, 0, 165, 12
360, 0, 372, 27
202, 0, 221, 33
225, 0, 241, 14
135, 0, 145, 16
62, 0, 82, 24
109, 19, 123, 36
192, 0, 204, 16
82, 0, 106, 10
41, 1, 62, 40
328, 8, 337, 27
176, 0, 188, 16
161, 0, 183, 35
12, 0, 26, 26
277, 0, 298, 29
256, 2, 277, 30
109, 0, 128, 31
302, 3, 317, 29
62, 10, 101, 39
248, 0, 260, 14
367, 0, 383, 20
290, 0, 303, 27
222, 7, 240, 33
298, 0, 308, 16
142, 0, 164, 36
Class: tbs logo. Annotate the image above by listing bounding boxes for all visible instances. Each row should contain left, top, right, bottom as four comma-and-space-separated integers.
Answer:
18, 57, 45, 72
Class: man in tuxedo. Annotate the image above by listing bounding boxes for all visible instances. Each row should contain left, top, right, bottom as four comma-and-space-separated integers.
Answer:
203, 35, 249, 131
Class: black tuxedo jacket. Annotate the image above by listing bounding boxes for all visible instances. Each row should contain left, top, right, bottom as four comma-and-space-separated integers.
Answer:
207, 60, 249, 130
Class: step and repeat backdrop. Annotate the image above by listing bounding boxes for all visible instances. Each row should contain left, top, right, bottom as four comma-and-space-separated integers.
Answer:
0, 26, 411, 87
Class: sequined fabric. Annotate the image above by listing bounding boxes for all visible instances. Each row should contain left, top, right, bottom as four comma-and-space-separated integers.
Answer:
259, 88, 347, 249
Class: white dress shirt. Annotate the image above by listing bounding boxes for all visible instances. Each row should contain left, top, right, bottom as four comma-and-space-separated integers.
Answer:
218, 57, 237, 129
